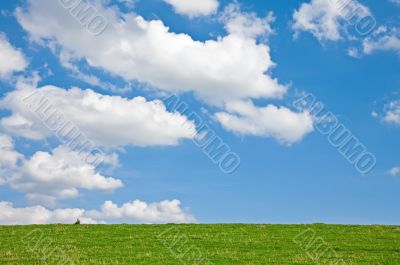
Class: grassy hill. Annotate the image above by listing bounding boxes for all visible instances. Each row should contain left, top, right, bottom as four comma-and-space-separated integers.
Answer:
0, 224, 399, 264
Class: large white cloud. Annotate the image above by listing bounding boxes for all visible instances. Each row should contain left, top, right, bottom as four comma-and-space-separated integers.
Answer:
215, 100, 314, 144
16, 0, 286, 105
0, 33, 27, 78
0, 199, 195, 225
0, 135, 123, 205
163, 0, 219, 17
12, 0, 315, 146
0, 82, 196, 147
292, 0, 372, 42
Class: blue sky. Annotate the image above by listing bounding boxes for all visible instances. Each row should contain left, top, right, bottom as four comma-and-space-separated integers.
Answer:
0, 0, 399, 225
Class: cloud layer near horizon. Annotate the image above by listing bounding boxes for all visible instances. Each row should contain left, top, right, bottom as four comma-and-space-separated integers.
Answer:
0, 199, 196, 225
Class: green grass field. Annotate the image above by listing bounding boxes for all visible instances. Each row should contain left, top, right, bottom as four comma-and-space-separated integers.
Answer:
0, 224, 399, 264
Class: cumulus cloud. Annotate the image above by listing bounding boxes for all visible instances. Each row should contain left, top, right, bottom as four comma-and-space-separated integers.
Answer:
0, 199, 196, 225
0, 82, 196, 147
12, 0, 314, 146
215, 101, 314, 144
16, 0, 286, 105
220, 3, 274, 39
0, 134, 22, 167
89, 199, 196, 223
0, 201, 98, 225
389, 167, 400, 176
347, 47, 362, 58
292, 0, 372, 42
363, 27, 400, 55
0, 134, 23, 184
163, 0, 219, 17
0, 33, 27, 78
382, 100, 400, 125
0, 135, 123, 205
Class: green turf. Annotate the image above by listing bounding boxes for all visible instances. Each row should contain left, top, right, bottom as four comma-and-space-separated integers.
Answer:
0, 224, 399, 264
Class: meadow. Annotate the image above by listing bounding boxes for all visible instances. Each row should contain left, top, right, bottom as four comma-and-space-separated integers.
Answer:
0, 224, 399, 264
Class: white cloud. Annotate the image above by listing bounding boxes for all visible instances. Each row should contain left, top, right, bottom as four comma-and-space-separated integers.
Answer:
292, 0, 371, 42
16, 0, 286, 105
389, 167, 400, 176
90, 199, 196, 223
0, 134, 22, 168
382, 100, 400, 125
0, 136, 123, 205
347, 47, 362, 58
0, 201, 98, 225
12, 146, 122, 199
220, 3, 274, 39
215, 100, 314, 144
0, 199, 196, 225
0, 82, 196, 147
390, 0, 400, 5
0, 134, 23, 184
0, 33, 27, 78
13, 0, 313, 145
163, 0, 219, 17
363, 28, 400, 55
